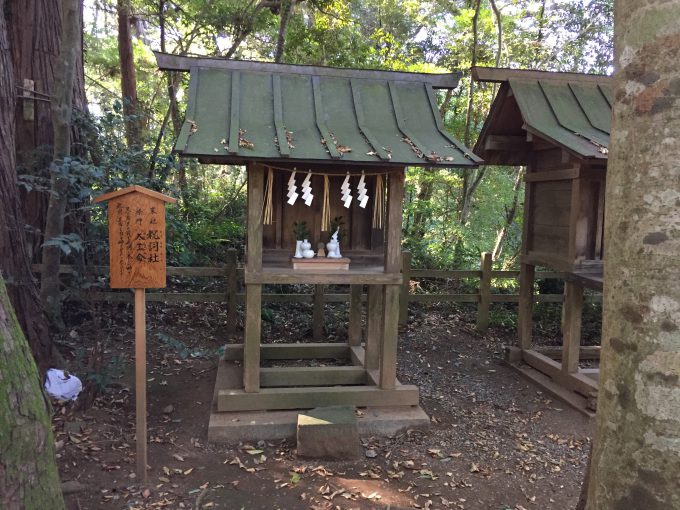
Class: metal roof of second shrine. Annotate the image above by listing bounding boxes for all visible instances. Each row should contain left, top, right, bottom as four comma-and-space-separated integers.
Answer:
155, 52, 481, 168
472, 67, 613, 164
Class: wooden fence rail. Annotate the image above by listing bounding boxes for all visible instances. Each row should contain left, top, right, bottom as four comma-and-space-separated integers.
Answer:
32, 250, 601, 337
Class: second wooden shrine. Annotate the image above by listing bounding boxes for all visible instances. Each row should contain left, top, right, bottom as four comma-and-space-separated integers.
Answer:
473, 67, 612, 413
157, 53, 480, 437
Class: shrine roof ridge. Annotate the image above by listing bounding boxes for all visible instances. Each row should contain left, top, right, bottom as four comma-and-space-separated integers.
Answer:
93, 185, 178, 204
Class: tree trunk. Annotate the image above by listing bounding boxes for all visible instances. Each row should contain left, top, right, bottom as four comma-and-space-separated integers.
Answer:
0, 274, 65, 510
585, 1, 680, 508
0, 0, 53, 371
40, 0, 80, 331
117, 0, 141, 147
274, 0, 294, 63
491, 167, 523, 260
6, 0, 86, 261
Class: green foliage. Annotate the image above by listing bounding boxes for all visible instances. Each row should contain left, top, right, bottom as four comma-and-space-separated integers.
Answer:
293, 220, 311, 241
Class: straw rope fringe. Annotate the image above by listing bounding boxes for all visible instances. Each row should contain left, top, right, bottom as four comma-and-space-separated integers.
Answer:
263, 166, 274, 224
321, 175, 331, 231
372, 174, 384, 229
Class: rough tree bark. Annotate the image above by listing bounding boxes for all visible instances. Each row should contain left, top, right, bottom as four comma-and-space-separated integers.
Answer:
585, 0, 680, 508
0, 0, 53, 371
491, 167, 523, 260
6, 0, 87, 261
274, 0, 294, 62
117, 0, 142, 147
459, 0, 485, 224
0, 275, 65, 510
40, 0, 80, 331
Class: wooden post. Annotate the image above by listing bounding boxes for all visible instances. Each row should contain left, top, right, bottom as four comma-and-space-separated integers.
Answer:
244, 164, 264, 393
476, 252, 492, 332
399, 251, 411, 325
312, 284, 324, 340
348, 284, 363, 346
562, 281, 584, 373
518, 263, 535, 350
134, 288, 147, 485
365, 284, 383, 370
225, 248, 238, 336
380, 285, 400, 389
380, 169, 404, 389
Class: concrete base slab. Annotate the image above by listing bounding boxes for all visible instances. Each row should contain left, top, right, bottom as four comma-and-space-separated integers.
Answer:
207, 359, 430, 443
208, 405, 430, 443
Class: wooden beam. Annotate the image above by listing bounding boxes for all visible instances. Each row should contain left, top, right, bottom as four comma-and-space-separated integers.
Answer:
518, 263, 535, 350
365, 285, 383, 370
484, 135, 529, 152
348, 285, 363, 346
155, 51, 462, 88
380, 285, 400, 389
244, 269, 402, 285
524, 168, 579, 182
522, 349, 598, 397
217, 385, 420, 412
260, 366, 367, 387
536, 345, 601, 360
244, 285, 261, 393
562, 281, 584, 373
471, 66, 611, 85
385, 169, 405, 273
222, 343, 350, 361
399, 251, 411, 325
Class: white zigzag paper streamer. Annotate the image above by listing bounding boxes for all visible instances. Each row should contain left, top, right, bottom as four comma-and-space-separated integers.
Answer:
301, 171, 313, 206
287, 171, 299, 205
357, 172, 368, 208
341, 173, 352, 208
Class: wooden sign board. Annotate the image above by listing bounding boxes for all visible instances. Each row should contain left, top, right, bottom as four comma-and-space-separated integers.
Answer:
94, 186, 177, 289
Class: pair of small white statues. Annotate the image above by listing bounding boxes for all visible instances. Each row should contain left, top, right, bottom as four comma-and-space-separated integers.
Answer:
294, 228, 342, 259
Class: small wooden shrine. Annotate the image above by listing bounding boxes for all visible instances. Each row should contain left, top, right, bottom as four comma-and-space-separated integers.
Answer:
473, 67, 612, 413
157, 53, 480, 438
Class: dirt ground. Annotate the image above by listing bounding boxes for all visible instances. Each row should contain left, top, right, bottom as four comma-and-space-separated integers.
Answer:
55, 297, 592, 510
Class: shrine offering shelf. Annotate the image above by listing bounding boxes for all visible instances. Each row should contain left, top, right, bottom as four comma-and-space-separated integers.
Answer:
245, 265, 401, 285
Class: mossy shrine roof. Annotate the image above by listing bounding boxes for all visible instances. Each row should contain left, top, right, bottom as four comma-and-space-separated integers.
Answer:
472, 67, 613, 165
155, 53, 481, 168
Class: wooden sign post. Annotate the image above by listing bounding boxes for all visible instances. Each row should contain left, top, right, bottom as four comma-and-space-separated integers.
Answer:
94, 186, 176, 485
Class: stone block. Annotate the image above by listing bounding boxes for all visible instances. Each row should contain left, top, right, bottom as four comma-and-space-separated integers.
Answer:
296, 406, 360, 459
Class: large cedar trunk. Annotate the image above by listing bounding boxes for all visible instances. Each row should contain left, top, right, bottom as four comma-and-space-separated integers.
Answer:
6, 0, 86, 261
118, 0, 142, 147
0, 274, 65, 510
0, 0, 53, 371
586, 0, 680, 508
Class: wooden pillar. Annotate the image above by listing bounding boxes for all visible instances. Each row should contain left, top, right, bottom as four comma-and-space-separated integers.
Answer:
380, 169, 404, 389
134, 288, 147, 485
476, 252, 492, 332
365, 284, 383, 370
244, 163, 264, 393
562, 281, 584, 373
312, 284, 324, 340
518, 263, 535, 350
225, 248, 238, 336
348, 284, 363, 346
399, 251, 411, 325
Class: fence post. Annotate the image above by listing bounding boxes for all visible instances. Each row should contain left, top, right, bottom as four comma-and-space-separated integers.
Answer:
399, 250, 411, 326
312, 284, 324, 340
225, 248, 238, 336
476, 252, 492, 332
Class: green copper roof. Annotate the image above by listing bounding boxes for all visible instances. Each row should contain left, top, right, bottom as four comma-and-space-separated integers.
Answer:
156, 53, 481, 168
472, 67, 612, 163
